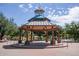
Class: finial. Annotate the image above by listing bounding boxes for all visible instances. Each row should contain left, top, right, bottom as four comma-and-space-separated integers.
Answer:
38, 3, 41, 9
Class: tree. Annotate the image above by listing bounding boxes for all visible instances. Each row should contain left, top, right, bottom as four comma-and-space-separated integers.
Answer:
0, 12, 19, 40
0, 13, 6, 40
64, 22, 79, 42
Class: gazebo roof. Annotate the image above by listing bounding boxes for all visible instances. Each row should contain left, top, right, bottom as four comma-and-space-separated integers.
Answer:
19, 5, 60, 31
28, 17, 50, 22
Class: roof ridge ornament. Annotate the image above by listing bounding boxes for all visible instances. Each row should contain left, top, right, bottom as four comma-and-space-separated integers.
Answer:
28, 4, 50, 22
34, 4, 45, 15
38, 3, 42, 10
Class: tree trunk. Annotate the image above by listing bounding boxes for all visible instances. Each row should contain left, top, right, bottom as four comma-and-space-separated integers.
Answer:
0, 32, 4, 40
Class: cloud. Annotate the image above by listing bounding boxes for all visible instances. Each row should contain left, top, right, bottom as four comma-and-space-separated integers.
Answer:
62, 7, 79, 23
47, 9, 56, 15
58, 11, 62, 15
47, 7, 79, 26
19, 4, 28, 12
19, 4, 33, 13
19, 4, 24, 8
28, 4, 33, 8
69, 7, 79, 18
48, 11, 51, 14
44, 6, 48, 10
49, 8, 52, 10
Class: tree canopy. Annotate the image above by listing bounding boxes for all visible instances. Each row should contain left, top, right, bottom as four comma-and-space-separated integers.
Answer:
64, 22, 79, 42
0, 13, 19, 40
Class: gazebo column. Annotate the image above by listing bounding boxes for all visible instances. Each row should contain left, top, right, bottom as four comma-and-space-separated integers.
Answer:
57, 31, 61, 43
45, 31, 48, 42
18, 29, 22, 44
51, 31, 55, 45
32, 31, 34, 41
25, 31, 30, 45
30, 31, 33, 42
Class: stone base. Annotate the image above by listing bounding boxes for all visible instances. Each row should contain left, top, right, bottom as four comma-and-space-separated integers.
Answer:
0, 40, 7, 43
25, 41, 30, 45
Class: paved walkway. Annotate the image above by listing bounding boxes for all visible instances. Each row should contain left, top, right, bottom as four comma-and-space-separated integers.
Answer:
0, 41, 79, 56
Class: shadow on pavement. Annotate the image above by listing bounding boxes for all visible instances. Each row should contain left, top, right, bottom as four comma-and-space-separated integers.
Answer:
3, 43, 50, 49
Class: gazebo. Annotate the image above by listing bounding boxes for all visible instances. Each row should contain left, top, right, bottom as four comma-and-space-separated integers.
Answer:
18, 6, 61, 46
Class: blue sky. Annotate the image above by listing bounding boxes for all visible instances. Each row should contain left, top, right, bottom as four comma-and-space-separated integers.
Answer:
0, 3, 79, 26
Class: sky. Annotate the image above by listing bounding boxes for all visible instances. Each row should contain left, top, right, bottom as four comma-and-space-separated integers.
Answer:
0, 3, 79, 27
